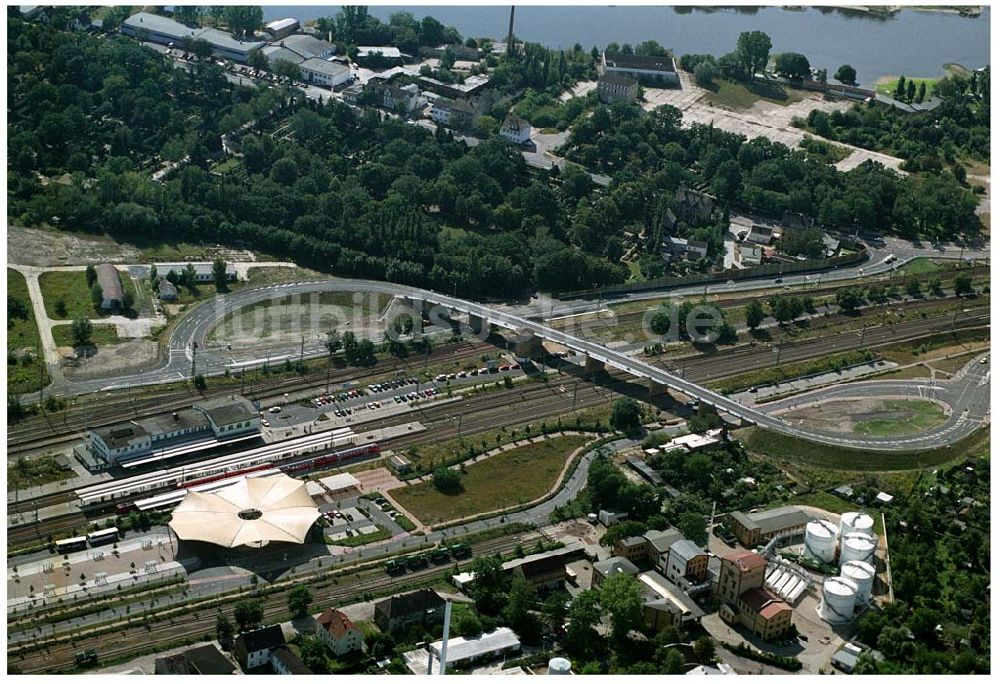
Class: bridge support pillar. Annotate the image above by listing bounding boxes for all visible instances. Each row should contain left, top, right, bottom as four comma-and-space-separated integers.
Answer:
387, 297, 424, 336
584, 355, 605, 375
513, 330, 543, 363
468, 314, 488, 337
647, 379, 669, 398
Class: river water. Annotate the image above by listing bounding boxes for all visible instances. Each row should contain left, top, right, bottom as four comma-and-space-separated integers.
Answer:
261, 5, 989, 87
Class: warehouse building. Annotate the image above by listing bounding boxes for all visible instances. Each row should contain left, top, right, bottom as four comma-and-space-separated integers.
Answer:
95, 263, 124, 310
300, 57, 353, 88
728, 506, 811, 548
120, 12, 264, 63
264, 17, 299, 40
154, 262, 236, 282
601, 51, 679, 87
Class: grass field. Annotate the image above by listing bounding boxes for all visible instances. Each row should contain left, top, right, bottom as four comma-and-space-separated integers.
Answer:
853, 399, 947, 437
39, 269, 138, 319
704, 79, 805, 109
737, 426, 987, 472
896, 258, 943, 276
51, 323, 122, 348
874, 76, 941, 99
8, 454, 73, 490
7, 268, 51, 393
392, 435, 591, 525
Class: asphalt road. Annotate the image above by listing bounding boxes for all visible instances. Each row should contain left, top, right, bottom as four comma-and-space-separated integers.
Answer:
761, 353, 991, 450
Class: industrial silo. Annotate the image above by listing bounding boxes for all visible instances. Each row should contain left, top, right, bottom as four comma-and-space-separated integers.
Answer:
804, 519, 839, 563
820, 576, 859, 623
840, 511, 875, 539
840, 532, 876, 565
840, 560, 876, 606
547, 658, 573, 675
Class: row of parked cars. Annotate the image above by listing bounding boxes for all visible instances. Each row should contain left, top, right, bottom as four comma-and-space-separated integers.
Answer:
371, 496, 404, 523
434, 363, 520, 383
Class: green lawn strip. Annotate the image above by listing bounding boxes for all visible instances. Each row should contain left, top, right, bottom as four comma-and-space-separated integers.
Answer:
704, 78, 804, 109
51, 323, 122, 347
896, 258, 943, 276
710, 350, 875, 394
327, 524, 392, 548
853, 399, 947, 437
7, 269, 51, 393
39, 270, 137, 319
874, 76, 941, 99
392, 435, 591, 526
736, 426, 987, 472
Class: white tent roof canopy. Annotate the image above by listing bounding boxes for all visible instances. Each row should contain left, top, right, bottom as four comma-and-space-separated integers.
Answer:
169, 474, 320, 548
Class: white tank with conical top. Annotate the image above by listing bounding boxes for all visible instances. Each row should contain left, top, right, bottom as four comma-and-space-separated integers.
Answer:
820, 576, 858, 623
840, 559, 876, 605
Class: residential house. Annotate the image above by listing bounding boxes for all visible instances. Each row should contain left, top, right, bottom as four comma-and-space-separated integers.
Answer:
383, 83, 423, 114
591, 556, 640, 587
727, 506, 810, 548
316, 608, 365, 656
510, 553, 569, 592
343, 82, 365, 104
500, 115, 532, 145
431, 97, 481, 129
665, 539, 709, 585
597, 72, 640, 104
96, 263, 124, 310
374, 589, 445, 634
270, 646, 312, 674
154, 644, 237, 675
662, 236, 708, 260
739, 244, 764, 266
601, 51, 679, 87
419, 73, 492, 99
745, 225, 775, 245
233, 624, 286, 672
613, 536, 648, 565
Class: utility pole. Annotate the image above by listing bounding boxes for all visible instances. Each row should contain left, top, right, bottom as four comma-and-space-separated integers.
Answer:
775, 337, 783, 367
300, 335, 305, 363
191, 342, 198, 381
859, 326, 867, 349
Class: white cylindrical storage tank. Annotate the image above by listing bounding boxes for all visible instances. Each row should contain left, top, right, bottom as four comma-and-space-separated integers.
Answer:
804, 519, 839, 563
548, 658, 572, 675
840, 532, 876, 565
840, 512, 875, 539
841, 560, 876, 605
821, 576, 858, 623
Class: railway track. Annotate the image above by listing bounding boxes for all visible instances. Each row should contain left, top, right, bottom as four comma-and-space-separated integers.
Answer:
7, 340, 491, 456
10, 531, 544, 673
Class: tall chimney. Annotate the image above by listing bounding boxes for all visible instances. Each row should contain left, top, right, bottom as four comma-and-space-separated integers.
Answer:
507, 6, 515, 55
439, 599, 453, 675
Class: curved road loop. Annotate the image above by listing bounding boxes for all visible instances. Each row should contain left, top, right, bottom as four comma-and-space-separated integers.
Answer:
57, 278, 988, 452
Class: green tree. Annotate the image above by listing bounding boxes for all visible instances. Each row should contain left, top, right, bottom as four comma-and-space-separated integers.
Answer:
71, 317, 93, 347
194, 373, 207, 391
677, 510, 708, 545
325, 330, 342, 357
121, 288, 134, 312
745, 299, 766, 330
834, 64, 856, 84
182, 263, 198, 292
661, 648, 686, 674
470, 554, 507, 616
906, 278, 923, 298
273, 58, 302, 82
90, 283, 103, 311
504, 578, 541, 644
224, 5, 263, 39
895, 75, 906, 100
835, 288, 864, 315
298, 635, 330, 673
190, 38, 213, 61
735, 30, 771, 81
954, 273, 973, 297
85, 264, 97, 288
564, 590, 602, 659
773, 52, 810, 80
212, 258, 229, 293
906, 79, 917, 102
148, 265, 158, 289
432, 466, 462, 494
693, 635, 717, 663
599, 572, 643, 642
609, 397, 642, 432
247, 49, 269, 72
233, 599, 264, 632
917, 80, 927, 103
215, 613, 235, 645
54, 297, 67, 318
928, 276, 944, 297
288, 584, 313, 617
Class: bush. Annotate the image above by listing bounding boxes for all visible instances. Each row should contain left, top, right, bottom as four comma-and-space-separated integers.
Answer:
432, 467, 462, 494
